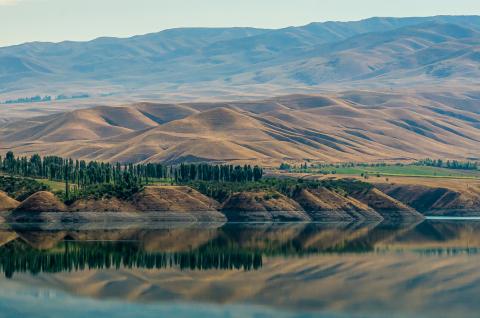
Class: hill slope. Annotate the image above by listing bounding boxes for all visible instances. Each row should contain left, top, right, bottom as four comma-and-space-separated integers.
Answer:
1, 92, 479, 164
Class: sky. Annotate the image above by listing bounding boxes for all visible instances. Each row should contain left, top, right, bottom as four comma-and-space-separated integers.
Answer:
1, 0, 480, 47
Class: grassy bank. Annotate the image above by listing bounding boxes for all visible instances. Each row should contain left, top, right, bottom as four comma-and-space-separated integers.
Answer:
282, 165, 480, 179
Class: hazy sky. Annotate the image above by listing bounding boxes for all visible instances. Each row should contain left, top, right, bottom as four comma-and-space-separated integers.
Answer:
1, 0, 480, 47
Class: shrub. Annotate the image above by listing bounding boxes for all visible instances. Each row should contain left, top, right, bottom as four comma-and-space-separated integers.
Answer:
0, 176, 49, 201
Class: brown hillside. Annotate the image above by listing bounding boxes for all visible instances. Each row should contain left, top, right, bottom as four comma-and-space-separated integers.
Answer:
221, 191, 311, 222
2, 92, 480, 164
377, 183, 480, 215
293, 188, 381, 221
131, 186, 219, 212
129, 186, 225, 221
0, 191, 19, 211
14, 191, 67, 213
349, 188, 424, 222
0, 103, 195, 144
69, 197, 137, 212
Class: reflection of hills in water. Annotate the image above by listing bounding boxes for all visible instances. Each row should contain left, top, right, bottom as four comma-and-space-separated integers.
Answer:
2, 220, 480, 318
2, 220, 480, 277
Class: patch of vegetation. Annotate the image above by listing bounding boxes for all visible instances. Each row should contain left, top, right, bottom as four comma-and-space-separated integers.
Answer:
184, 178, 373, 202
416, 158, 478, 170
34, 179, 68, 192
62, 183, 143, 204
0, 151, 264, 201
278, 161, 480, 179
0, 176, 49, 201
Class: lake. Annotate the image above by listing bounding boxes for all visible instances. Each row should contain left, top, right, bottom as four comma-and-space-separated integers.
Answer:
0, 219, 479, 317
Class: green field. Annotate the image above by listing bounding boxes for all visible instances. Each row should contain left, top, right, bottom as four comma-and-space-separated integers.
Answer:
290, 165, 480, 179
0, 173, 66, 192
34, 179, 68, 192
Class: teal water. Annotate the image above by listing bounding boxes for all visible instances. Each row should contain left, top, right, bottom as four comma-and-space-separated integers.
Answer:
427, 216, 480, 220
1, 220, 480, 317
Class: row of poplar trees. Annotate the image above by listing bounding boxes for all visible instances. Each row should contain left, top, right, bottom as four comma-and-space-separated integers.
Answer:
0, 151, 263, 190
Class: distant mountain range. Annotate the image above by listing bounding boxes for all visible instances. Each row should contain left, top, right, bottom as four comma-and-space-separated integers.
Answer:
2, 16, 480, 95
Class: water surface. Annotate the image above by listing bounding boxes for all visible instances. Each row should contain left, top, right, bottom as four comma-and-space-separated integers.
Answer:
0, 219, 480, 317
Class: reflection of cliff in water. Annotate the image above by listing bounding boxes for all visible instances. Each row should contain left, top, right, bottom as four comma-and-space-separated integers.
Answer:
2, 220, 480, 277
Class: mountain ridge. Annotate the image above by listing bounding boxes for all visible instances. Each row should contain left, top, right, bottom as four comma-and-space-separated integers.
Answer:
2, 15, 480, 96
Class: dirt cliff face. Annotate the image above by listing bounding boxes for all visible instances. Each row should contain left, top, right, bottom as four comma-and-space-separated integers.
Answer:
14, 191, 67, 213
221, 191, 311, 222
129, 186, 225, 221
69, 197, 137, 212
0, 191, 19, 211
348, 188, 424, 222
377, 183, 480, 215
9, 181, 478, 222
293, 188, 382, 221
130, 186, 219, 211
68, 186, 221, 215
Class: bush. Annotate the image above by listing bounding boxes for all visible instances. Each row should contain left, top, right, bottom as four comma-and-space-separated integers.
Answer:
185, 178, 373, 202
0, 176, 49, 201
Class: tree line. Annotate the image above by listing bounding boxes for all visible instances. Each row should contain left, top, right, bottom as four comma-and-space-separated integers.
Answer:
175, 163, 263, 183
3, 95, 51, 104
280, 159, 479, 172
416, 158, 478, 170
0, 152, 263, 198
280, 161, 394, 171
3, 93, 90, 105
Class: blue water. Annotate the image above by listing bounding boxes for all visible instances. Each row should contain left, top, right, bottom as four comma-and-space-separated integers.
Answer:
427, 216, 480, 220
1, 220, 480, 318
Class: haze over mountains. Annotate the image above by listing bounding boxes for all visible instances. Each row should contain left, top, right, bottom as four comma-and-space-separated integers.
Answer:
1, 16, 480, 164
2, 15, 480, 97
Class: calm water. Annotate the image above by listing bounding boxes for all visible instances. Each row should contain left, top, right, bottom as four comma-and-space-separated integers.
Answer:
1, 220, 480, 317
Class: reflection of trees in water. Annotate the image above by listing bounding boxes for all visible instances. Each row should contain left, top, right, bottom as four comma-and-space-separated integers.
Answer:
0, 223, 396, 278
3, 220, 478, 278
0, 230, 377, 279
0, 241, 262, 279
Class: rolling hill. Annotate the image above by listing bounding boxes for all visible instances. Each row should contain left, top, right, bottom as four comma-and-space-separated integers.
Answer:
1, 92, 479, 164
1, 16, 480, 164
